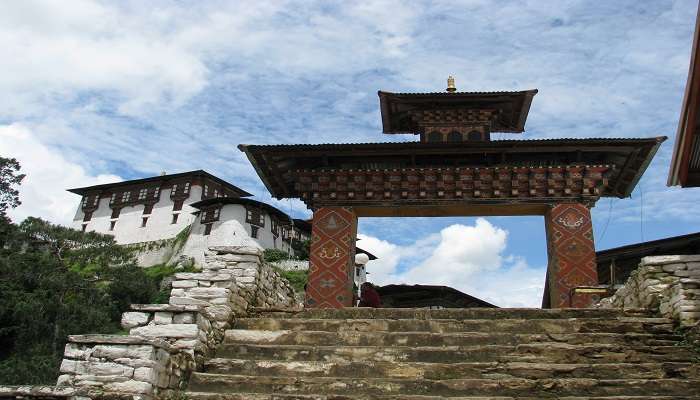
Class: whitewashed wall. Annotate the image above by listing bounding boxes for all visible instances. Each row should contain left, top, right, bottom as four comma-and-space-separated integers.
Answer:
180, 204, 293, 266
71, 186, 202, 244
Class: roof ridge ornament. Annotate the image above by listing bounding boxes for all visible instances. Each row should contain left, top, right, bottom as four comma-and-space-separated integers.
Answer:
446, 75, 456, 92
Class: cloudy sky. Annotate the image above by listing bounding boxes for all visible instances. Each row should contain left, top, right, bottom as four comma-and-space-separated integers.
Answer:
2, 0, 699, 307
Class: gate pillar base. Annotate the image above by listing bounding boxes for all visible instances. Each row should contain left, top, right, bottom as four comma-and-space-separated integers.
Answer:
305, 207, 357, 309
544, 203, 599, 308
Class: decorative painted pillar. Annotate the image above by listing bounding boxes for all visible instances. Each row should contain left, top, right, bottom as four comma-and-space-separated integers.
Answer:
305, 207, 357, 308
544, 203, 599, 308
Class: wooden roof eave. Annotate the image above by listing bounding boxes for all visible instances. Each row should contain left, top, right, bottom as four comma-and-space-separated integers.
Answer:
614, 137, 666, 198
238, 145, 282, 200
669, 2, 700, 187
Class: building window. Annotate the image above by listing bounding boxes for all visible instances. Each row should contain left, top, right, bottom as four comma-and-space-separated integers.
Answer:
246, 208, 265, 227
138, 188, 148, 200
204, 224, 213, 236
110, 193, 117, 205
201, 207, 221, 223
251, 225, 259, 239
447, 131, 462, 142
171, 184, 178, 195
183, 182, 191, 194
81, 196, 88, 208
121, 191, 131, 203
143, 204, 154, 215
203, 185, 209, 198
81, 224, 87, 232
213, 189, 219, 198
109, 221, 116, 231
173, 200, 184, 211
83, 211, 93, 222
111, 208, 121, 219
427, 131, 442, 143
141, 217, 148, 227
171, 214, 179, 224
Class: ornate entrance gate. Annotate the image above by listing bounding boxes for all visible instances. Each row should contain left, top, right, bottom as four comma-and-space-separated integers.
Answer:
240, 80, 664, 308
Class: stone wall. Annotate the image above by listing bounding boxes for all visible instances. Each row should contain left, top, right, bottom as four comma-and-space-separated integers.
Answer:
53, 244, 296, 399
599, 255, 700, 327
272, 260, 309, 271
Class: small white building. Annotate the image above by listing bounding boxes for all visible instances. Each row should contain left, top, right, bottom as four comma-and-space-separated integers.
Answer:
68, 170, 311, 266
181, 197, 310, 265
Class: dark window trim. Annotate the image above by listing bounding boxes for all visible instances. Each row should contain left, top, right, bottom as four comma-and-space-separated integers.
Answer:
204, 223, 213, 236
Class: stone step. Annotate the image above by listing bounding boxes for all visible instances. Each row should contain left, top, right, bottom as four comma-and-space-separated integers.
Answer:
187, 374, 700, 397
215, 343, 695, 364
251, 308, 651, 321
186, 394, 700, 400
204, 359, 700, 380
234, 317, 676, 334
223, 329, 682, 347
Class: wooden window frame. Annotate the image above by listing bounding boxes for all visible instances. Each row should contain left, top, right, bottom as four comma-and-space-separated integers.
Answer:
204, 224, 213, 236
109, 220, 116, 231
245, 207, 265, 227
111, 208, 121, 219
143, 204, 154, 215
141, 217, 148, 228
251, 225, 259, 239
138, 188, 148, 200
121, 191, 131, 203
173, 200, 184, 211
83, 211, 93, 222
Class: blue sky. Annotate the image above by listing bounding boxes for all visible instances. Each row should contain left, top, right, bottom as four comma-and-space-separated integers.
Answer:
1, 0, 699, 306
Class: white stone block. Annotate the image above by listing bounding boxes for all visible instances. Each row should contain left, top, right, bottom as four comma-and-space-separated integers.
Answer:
130, 324, 199, 339
154, 312, 173, 325
173, 312, 195, 324
171, 280, 198, 288
169, 296, 210, 306
104, 380, 152, 394
133, 367, 154, 383
642, 255, 700, 265
121, 312, 150, 329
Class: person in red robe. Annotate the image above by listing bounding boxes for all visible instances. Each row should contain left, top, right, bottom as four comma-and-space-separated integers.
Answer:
358, 282, 382, 308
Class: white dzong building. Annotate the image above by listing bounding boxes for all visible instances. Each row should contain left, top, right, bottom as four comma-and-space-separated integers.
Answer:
68, 170, 311, 266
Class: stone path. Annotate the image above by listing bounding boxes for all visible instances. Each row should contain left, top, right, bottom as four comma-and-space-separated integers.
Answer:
184, 307, 700, 399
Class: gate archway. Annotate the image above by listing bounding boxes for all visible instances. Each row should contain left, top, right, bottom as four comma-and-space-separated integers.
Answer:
239, 81, 665, 308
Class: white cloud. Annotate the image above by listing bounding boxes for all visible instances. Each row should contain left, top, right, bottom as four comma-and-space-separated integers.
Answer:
0, 123, 121, 225
359, 218, 546, 307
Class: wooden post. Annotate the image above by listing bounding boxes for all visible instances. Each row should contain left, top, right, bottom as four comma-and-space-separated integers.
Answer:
544, 203, 599, 308
305, 207, 357, 308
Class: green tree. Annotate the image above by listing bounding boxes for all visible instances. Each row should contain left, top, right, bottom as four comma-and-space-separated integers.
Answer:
0, 156, 24, 218
0, 218, 159, 384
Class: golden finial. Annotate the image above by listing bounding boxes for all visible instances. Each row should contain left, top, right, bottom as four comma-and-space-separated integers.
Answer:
446, 75, 456, 92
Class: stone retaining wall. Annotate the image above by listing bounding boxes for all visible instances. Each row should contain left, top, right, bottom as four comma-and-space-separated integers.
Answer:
53, 245, 296, 399
599, 255, 700, 327
272, 260, 309, 271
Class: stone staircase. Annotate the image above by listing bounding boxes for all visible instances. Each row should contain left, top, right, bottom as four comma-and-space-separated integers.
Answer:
185, 308, 700, 399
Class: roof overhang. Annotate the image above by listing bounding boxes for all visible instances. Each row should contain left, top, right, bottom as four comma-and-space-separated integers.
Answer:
378, 89, 538, 134
190, 197, 291, 222
67, 170, 253, 197
239, 137, 666, 203
669, 2, 700, 187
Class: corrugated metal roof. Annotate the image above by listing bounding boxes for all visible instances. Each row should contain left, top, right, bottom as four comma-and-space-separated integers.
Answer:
239, 137, 666, 150
378, 89, 538, 96
67, 169, 253, 197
